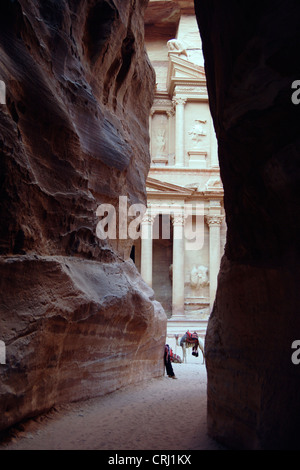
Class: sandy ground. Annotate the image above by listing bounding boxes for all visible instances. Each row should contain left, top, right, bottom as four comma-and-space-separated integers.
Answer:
0, 356, 225, 451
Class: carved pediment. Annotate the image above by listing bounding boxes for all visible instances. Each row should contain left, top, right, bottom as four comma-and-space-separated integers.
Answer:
146, 177, 195, 197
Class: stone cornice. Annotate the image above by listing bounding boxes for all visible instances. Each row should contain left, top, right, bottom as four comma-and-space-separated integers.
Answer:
149, 167, 221, 173
146, 176, 223, 200
147, 191, 224, 201
146, 177, 194, 194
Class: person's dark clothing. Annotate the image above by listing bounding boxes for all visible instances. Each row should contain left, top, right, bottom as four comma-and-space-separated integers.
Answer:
164, 344, 175, 377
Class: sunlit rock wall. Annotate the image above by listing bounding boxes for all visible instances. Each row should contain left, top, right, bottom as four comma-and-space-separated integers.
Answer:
0, 0, 166, 432
195, 0, 300, 450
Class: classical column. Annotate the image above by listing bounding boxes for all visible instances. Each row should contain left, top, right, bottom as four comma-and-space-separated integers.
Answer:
173, 97, 186, 167
205, 215, 224, 310
171, 212, 185, 317
140, 213, 154, 287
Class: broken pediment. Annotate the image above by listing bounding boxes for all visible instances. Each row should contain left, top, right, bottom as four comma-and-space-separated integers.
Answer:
184, 178, 224, 195
167, 54, 206, 95
205, 177, 223, 191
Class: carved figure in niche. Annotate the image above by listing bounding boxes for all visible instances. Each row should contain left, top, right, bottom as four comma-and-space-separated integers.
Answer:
167, 39, 188, 58
190, 265, 209, 289
188, 119, 207, 146
154, 128, 166, 156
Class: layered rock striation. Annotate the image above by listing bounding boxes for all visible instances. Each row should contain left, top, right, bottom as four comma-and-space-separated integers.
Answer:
0, 0, 166, 432
195, 0, 300, 449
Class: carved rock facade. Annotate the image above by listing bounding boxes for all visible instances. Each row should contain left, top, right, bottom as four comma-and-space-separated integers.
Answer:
136, 10, 226, 339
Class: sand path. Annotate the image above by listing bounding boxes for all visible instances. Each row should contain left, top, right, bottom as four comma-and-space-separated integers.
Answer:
0, 362, 224, 451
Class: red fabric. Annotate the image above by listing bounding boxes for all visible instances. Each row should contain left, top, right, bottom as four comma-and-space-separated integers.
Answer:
185, 331, 199, 344
165, 344, 181, 363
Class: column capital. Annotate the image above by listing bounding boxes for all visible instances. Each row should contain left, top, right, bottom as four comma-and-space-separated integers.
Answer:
172, 97, 187, 107
205, 215, 224, 227
171, 213, 186, 226
166, 108, 175, 118
142, 213, 156, 225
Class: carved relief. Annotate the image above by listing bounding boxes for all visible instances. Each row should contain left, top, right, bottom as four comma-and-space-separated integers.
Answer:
167, 39, 188, 59
176, 87, 197, 93
188, 119, 207, 146
190, 265, 209, 289
154, 99, 173, 107
154, 128, 166, 156
152, 114, 168, 157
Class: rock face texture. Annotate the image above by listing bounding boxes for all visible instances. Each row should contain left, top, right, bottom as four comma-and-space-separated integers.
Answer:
195, 0, 300, 449
0, 0, 166, 432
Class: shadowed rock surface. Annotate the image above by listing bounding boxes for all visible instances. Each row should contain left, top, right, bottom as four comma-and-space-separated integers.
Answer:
0, 0, 166, 432
195, 0, 300, 450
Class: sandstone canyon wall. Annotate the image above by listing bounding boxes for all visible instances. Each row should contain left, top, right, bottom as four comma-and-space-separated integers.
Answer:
0, 0, 166, 432
195, 0, 300, 449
